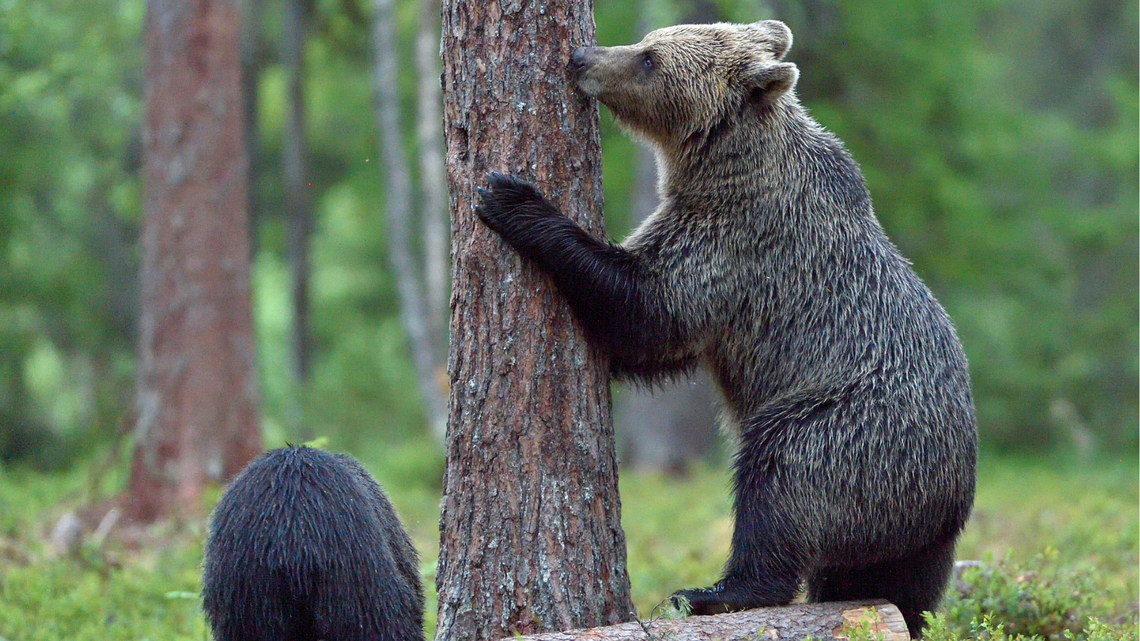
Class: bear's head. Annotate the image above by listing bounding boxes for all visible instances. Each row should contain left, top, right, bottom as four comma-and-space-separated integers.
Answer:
570, 20, 798, 148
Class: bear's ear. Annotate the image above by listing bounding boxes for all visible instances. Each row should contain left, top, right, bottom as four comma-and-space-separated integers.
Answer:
745, 61, 799, 110
745, 20, 793, 60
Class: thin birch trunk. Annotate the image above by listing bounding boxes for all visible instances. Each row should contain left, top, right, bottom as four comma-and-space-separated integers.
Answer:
614, 0, 718, 474
239, 0, 264, 260
372, 0, 448, 441
283, 0, 312, 401
415, 0, 449, 359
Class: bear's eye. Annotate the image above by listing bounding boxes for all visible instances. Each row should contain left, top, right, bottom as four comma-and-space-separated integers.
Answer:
639, 52, 656, 73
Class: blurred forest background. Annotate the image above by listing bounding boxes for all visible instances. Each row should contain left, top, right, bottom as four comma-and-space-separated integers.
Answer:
0, 0, 1136, 473
0, 0, 1137, 638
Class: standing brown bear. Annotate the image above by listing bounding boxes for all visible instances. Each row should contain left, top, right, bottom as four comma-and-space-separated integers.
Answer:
476, 20, 977, 636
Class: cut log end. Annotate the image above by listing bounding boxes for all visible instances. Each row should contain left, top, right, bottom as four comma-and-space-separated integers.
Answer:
500, 600, 910, 641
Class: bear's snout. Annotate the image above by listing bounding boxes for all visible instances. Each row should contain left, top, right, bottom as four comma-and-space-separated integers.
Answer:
569, 47, 603, 97
569, 47, 599, 77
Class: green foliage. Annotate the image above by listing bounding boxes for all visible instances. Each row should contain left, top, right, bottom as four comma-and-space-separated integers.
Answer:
780, 0, 1138, 451
0, 0, 1136, 456
843, 607, 889, 641
251, 0, 430, 445
924, 458, 1138, 641
1076, 618, 1140, 641
0, 0, 1135, 635
0, 0, 142, 467
923, 609, 1138, 641
619, 461, 736, 611
0, 549, 208, 640
943, 551, 1098, 641
616, 453, 1137, 628
957, 455, 1139, 603
0, 464, 206, 640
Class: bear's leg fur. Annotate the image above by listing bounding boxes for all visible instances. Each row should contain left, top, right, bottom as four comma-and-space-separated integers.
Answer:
676, 389, 958, 637
807, 536, 957, 638
671, 473, 804, 614
672, 406, 812, 615
673, 520, 804, 616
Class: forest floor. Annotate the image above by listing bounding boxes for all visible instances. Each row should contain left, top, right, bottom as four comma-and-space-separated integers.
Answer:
0, 446, 1135, 640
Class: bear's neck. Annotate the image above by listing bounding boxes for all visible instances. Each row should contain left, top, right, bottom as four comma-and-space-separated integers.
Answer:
655, 98, 873, 227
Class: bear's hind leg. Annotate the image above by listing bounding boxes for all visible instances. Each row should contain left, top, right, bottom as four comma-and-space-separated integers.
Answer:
672, 426, 807, 615
807, 535, 957, 638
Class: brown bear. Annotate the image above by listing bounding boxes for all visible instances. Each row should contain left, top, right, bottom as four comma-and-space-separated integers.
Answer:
476, 20, 977, 636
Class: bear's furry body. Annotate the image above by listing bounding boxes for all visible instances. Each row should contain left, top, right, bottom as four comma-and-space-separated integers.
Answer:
476, 20, 976, 636
202, 446, 424, 641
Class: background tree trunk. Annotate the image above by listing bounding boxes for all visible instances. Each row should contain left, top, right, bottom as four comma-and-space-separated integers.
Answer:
437, 1, 634, 638
239, 0, 265, 260
617, 374, 717, 473
372, 0, 448, 441
125, 0, 262, 523
283, 0, 312, 436
416, 0, 449, 363
616, 144, 717, 473
613, 0, 719, 474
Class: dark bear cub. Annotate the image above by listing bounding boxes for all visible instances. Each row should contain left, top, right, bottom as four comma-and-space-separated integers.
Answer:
202, 446, 424, 641
476, 20, 977, 636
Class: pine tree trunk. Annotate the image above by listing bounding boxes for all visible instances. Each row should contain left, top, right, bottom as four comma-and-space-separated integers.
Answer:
127, 0, 262, 522
437, 2, 634, 638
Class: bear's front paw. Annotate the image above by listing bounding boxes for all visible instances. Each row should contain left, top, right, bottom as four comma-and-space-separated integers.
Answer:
474, 172, 558, 247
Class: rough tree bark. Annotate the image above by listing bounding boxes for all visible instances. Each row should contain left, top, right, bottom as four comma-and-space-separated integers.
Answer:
372, 0, 448, 441
503, 601, 911, 641
437, 1, 634, 639
415, 0, 449, 358
126, 0, 262, 522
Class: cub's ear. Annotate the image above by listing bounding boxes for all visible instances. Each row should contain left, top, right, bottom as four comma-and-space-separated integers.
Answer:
745, 61, 798, 109
746, 20, 793, 60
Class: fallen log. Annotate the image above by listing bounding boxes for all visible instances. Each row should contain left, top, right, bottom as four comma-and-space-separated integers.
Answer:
502, 600, 910, 641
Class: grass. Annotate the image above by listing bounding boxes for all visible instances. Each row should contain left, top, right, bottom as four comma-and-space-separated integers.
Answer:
620, 454, 1138, 620
0, 448, 1135, 640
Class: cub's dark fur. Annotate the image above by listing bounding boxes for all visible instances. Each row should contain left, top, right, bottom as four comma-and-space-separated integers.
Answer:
202, 446, 424, 641
476, 20, 976, 636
